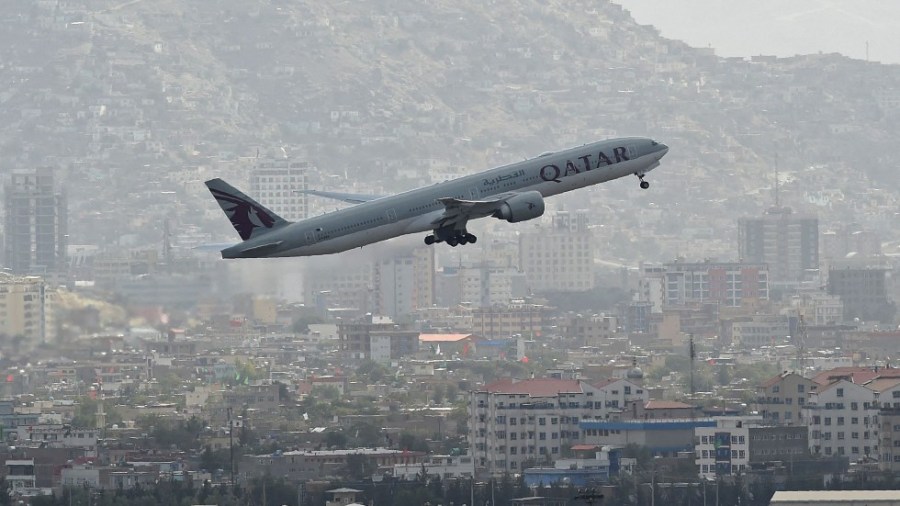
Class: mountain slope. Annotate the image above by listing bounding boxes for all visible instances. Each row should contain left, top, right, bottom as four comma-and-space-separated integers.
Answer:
1, 0, 899, 251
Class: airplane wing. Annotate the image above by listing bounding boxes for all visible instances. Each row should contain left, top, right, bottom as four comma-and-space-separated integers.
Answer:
295, 189, 384, 204
431, 192, 517, 229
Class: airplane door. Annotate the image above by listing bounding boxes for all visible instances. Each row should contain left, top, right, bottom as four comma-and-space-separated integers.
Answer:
305, 228, 326, 243
627, 145, 638, 160
386, 208, 398, 223
469, 187, 480, 199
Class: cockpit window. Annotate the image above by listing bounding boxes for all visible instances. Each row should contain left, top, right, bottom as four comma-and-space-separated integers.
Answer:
650, 141, 658, 146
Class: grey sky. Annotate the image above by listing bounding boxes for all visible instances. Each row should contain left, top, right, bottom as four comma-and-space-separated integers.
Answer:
615, 0, 900, 64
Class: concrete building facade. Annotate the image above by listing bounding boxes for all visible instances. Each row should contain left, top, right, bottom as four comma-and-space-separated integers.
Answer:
0, 274, 55, 345
250, 157, 309, 221
738, 207, 818, 287
519, 211, 595, 292
3, 167, 67, 281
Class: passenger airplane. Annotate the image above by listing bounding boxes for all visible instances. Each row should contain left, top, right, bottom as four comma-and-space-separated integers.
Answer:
205, 137, 668, 258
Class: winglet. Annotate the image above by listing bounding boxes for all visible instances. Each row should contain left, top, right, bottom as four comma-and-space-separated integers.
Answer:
205, 178, 290, 241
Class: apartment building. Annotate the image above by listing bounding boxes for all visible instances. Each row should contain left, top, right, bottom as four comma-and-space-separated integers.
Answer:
805, 379, 879, 462
469, 377, 645, 475
0, 274, 55, 345
250, 157, 310, 221
756, 372, 816, 426
695, 417, 809, 479
738, 206, 818, 287
519, 211, 595, 292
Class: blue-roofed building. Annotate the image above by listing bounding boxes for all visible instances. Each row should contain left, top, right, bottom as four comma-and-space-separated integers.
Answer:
580, 417, 716, 457
523, 445, 621, 487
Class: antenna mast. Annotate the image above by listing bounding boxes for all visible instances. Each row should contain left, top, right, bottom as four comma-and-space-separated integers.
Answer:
796, 313, 807, 376
774, 152, 780, 208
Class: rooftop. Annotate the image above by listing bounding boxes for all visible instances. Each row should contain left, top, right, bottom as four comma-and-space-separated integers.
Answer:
771, 491, 900, 503
481, 378, 584, 396
419, 333, 473, 343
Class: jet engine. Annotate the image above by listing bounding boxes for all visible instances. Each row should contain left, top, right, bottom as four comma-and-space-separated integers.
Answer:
494, 191, 545, 223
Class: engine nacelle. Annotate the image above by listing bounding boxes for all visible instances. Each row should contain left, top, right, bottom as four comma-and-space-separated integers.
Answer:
494, 191, 545, 223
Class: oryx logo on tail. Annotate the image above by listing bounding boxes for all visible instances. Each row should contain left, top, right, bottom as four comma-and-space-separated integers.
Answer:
205, 178, 289, 241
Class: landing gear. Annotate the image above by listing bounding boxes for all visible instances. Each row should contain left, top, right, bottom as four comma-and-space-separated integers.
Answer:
424, 229, 478, 247
636, 172, 650, 189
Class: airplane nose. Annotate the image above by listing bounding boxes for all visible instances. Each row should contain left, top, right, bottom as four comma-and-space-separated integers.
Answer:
657, 143, 669, 157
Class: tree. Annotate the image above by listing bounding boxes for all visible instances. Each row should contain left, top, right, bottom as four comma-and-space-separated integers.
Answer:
350, 422, 383, 447
292, 315, 323, 335
431, 384, 445, 405
398, 432, 430, 452
355, 360, 390, 384
324, 431, 348, 449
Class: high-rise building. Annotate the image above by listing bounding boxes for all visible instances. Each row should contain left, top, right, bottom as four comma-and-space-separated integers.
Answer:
373, 246, 434, 319
756, 372, 816, 426
3, 168, 67, 281
338, 314, 418, 361
249, 158, 309, 221
470, 377, 647, 475
305, 263, 372, 314
438, 265, 527, 307
738, 207, 818, 287
0, 274, 56, 345
827, 263, 896, 324
805, 379, 880, 462
519, 211, 594, 292
661, 260, 769, 307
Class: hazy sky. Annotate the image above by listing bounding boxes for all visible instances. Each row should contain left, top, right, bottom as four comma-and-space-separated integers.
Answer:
615, 0, 900, 64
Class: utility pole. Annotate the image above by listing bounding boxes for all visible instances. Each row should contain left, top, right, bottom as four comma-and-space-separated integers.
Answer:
228, 406, 235, 495
689, 334, 696, 418
796, 313, 808, 375
716, 478, 720, 506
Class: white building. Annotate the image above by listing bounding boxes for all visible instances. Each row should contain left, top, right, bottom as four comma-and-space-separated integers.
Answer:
592, 378, 649, 419
61, 464, 101, 488
373, 246, 434, 319
469, 377, 646, 475
393, 454, 474, 480
730, 315, 789, 348
0, 274, 56, 345
454, 265, 526, 307
790, 292, 844, 326
695, 416, 761, 479
370, 334, 392, 364
805, 379, 879, 462
17, 425, 99, 456
250, 157, 310, 221
519, 211, 595, 292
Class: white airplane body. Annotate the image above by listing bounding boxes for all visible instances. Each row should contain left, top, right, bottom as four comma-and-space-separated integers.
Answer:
206, 137, 668, 258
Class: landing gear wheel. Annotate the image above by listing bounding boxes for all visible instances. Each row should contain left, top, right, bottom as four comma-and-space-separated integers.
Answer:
465, 233, 477, 244
458, 235, 469, 245
424, 235, 436, 245
640, 180, 650, 189
447, 237, 458, 247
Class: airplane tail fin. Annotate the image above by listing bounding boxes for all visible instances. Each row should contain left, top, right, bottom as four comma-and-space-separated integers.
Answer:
205, 178, 290, 241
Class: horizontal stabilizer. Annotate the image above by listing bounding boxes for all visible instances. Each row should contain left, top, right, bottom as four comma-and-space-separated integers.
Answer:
192, 242, 238, 252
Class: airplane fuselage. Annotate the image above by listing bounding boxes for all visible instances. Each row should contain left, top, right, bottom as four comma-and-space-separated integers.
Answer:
219, 137, 668, 258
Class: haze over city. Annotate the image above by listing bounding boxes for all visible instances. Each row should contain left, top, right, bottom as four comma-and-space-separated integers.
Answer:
0, 1, 899, 505
618, 0, 900, 64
